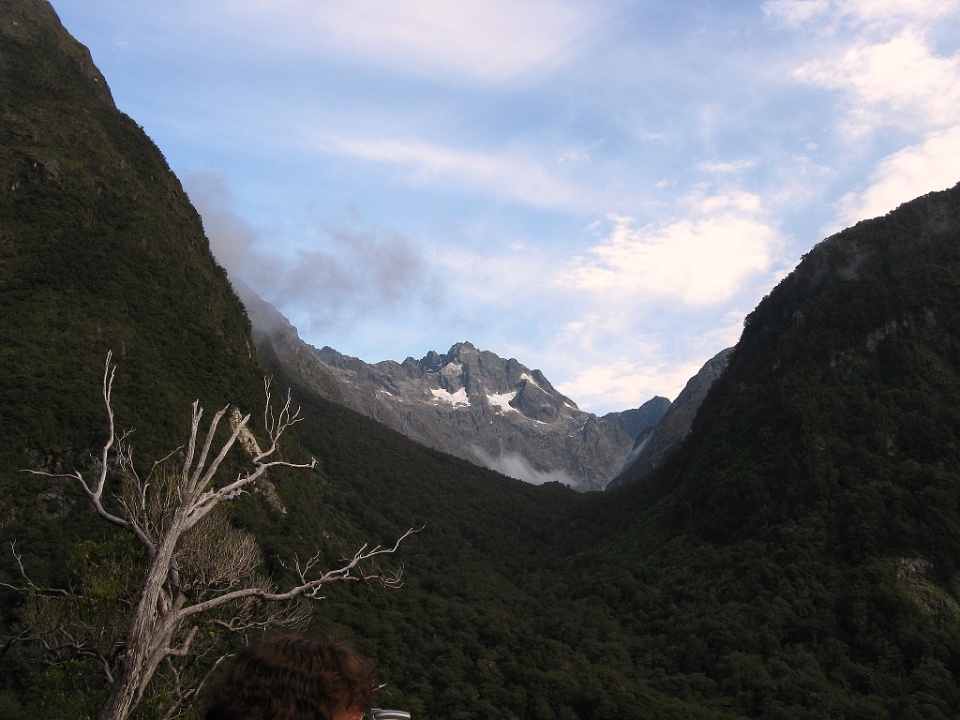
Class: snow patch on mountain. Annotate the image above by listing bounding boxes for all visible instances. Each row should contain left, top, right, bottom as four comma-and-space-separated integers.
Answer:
431, 387, 470, 407
487, 391, 518, 412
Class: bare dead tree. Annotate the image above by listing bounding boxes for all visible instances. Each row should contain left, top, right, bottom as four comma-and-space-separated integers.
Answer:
22, 353, 417, 720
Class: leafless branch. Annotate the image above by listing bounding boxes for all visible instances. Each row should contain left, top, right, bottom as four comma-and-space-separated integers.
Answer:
178, 527, 420, 618
1, 541, 70, 597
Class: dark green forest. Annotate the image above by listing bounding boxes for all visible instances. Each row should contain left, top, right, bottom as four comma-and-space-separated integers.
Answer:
2, 1, 959, 718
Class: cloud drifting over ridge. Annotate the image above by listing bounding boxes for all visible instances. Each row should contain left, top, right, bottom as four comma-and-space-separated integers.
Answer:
837, 126, 960, 225
470, 446, 578, 487
187, 174, 441, 334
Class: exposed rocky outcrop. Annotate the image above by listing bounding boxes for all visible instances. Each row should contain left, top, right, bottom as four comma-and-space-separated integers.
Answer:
603, 397, 672, 440
234, 282, 666, 491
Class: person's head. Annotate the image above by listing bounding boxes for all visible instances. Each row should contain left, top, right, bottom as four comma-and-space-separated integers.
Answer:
203, 635, 377, 720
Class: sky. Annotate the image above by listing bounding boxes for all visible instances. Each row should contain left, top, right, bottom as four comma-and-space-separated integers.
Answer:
49, 0, 960, 415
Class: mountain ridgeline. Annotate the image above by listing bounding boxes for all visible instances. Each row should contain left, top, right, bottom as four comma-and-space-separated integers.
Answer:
610, 347, 732, 489
236, 280, 666, 491
0, 0, 263, 468
2, 1, 960, 718
597, 183, 960, 716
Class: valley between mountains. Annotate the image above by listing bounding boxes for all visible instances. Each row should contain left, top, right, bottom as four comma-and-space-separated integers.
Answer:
2, 2, 960, 719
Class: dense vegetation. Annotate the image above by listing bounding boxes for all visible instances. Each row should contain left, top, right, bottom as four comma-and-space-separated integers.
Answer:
0, 2, 270, 714
1, 1, 958, 718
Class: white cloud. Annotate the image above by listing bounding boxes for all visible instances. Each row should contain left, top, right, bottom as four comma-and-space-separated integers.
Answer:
319, 135, 583, 210
764, 0, 960, 234
186, 174, 442, 332
547, 308, 746, 413
794, 28, 960, 136
565, 193, 783, 306
470, 446, 577, 487
699, 159, 758, 175
557, 359, 706, 409
836, 125, 960, 224
838, 0, 959, 26
214, 0, 594, 84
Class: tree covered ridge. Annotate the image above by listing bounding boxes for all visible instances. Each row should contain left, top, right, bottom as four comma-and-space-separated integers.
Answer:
668, 182, 960, 557
0, 3, 304, 714
0, 0, 264, 466
589, 183, 960, 717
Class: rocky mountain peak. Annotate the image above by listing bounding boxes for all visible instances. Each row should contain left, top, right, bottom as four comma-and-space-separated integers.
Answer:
236, 299, 658, 490
405, 342, 575, 419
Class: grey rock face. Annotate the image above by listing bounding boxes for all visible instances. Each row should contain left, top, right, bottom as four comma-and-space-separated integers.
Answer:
603, 398, 672, 441
310, 342, 633, 491
235, 284, 639, 491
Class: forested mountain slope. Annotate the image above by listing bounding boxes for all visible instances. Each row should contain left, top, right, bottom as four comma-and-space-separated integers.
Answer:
593, 182, 960, 718
0, 1, 285, 712
0, 0, 264, 469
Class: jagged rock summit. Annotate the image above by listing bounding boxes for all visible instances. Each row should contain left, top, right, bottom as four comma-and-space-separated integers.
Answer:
234, 283, 663, 491
319, 341, 580, 423
315, 340, 650, 491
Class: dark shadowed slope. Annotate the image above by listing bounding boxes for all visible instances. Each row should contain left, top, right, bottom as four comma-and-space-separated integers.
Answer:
594, 183, 960, 719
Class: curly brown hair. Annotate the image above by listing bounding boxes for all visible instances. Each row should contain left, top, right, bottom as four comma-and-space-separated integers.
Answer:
203, 635, 377, 720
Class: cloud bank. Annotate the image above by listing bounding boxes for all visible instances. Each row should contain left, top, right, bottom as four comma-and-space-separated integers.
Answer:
566, 194, 783, 306
470, 446, 578, 487
187, 173, 441, 333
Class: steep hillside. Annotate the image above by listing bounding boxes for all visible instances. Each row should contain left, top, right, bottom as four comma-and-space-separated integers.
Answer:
595, 183, 960, 718
608, 347, 732, 489
237, 283, 644, 491
0, 0, 263, 471
0, 3, 292, 713
666, 184, 960, 554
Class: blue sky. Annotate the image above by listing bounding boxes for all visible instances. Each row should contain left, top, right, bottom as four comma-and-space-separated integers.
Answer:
49, 0, 960, 414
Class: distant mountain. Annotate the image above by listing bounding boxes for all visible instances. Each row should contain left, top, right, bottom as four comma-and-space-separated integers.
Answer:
234, 282, 661, 491
602, 396, 672, 440
608, 347, 732, 488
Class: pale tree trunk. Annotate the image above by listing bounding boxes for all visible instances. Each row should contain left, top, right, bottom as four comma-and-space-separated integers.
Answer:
97, 525, 183, 720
